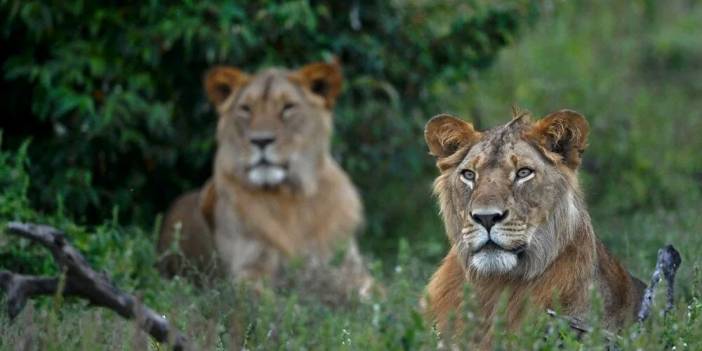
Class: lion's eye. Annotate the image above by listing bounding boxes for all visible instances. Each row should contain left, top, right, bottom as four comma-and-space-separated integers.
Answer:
516, 167, 534, 179
460, 170, 476, 182
281, 103, 296, 120
237, 104, 252, 119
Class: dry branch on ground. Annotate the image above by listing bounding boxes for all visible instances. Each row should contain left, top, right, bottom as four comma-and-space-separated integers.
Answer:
0, 222, 188, 351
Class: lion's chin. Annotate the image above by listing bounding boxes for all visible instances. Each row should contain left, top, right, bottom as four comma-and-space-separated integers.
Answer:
470, 250, 518, 276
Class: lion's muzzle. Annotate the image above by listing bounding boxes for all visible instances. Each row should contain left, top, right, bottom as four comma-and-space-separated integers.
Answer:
246, 134, 288, 187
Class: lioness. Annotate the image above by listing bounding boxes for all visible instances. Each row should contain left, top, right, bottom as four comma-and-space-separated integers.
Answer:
423, 109, 645, 344
158, 61, 373, 299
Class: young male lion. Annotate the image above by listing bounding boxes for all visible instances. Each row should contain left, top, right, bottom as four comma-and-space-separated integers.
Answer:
423, 109, 645, 344
157, 61, 373, 299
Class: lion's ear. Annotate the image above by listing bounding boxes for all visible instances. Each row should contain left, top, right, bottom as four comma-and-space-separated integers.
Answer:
204, 66, 249, 106
528, 109, 589, 169
424, 114, 481, 161
290, 60, 343, 108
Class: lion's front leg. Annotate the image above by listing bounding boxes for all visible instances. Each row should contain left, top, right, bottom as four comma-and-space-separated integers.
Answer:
213, 203, 282, 284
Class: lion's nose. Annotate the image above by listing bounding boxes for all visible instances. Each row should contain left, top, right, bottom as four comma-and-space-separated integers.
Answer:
250, 136, 275, 149
471, 210, 508, 232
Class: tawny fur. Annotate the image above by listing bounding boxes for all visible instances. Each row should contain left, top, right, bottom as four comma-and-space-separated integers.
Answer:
424, 109, 644, 345
158, 61, 373, 299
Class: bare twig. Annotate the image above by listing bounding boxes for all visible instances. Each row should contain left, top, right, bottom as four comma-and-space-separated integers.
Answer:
545, 309, 619, 341
637, 245, 681, 323
545, 309, 591, 335
0, 222, 189, 351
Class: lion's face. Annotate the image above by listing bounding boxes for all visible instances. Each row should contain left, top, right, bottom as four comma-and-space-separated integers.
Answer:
425, 110, 589, 279
205, 62, 342, 195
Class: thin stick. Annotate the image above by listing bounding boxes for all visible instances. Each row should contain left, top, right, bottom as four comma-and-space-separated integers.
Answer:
545, 309, 619, 341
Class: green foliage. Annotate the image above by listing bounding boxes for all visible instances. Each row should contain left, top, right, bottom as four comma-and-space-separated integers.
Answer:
4, 137, 699, 349
0, 142, 159, 289
2, 222, 702, 350
2, 0, 702, 349
0, 1, 536, 257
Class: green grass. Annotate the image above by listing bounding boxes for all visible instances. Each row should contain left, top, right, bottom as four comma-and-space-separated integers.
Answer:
2, 0, 702, 350
0, 156, 701, 349
1, 210, 701, 350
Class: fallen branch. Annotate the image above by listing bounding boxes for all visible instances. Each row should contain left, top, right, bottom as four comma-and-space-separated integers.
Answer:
637, 245, 681, 322
0, 222, 188, 350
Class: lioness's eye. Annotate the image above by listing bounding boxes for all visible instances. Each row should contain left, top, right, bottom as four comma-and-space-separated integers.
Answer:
516, 167, 533, 179
240, 104, 251, 112
281, 103, 296, 120
460, 170, 475, 181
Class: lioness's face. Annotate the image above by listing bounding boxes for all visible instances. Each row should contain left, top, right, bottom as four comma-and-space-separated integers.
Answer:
205, 62, 342, 194
425, 110, 589, 278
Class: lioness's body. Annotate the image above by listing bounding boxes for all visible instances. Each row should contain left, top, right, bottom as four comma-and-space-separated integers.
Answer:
158, 61, 372, 297
423, 109, 645, 344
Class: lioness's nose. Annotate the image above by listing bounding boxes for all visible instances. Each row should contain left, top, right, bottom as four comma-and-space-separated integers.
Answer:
250, 135, 275, 148
471, 210, 508, 232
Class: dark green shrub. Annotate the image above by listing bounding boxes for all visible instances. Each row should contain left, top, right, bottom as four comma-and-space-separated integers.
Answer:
0, 1, 538, 257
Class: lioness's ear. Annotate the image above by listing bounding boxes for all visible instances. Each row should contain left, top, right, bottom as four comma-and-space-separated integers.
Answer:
290, 60, 343, 108
527, 109, 589, 169
204, 66, 249, 106
424, 114, 481, 159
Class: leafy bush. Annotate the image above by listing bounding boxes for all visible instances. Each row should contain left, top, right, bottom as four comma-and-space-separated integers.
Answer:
0, 1, 537, 258
2, 1, 702, 349
0, 141, 159, 289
